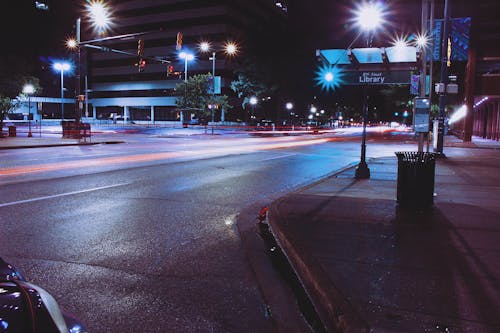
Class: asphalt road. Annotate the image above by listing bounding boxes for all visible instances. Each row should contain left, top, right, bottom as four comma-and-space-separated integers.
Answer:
0, 132, 417, 332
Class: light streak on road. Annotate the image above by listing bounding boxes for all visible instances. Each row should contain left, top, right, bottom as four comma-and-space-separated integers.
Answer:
0, 136, 331, 177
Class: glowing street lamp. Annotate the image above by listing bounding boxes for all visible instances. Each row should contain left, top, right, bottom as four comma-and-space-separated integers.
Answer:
53, 62, 71, 122
69, 1, 113, 123
86, 0, 113, 34
354, 2, 385, 33
22, 84, 35, 137
286, 102, 293, 110
353, 1, 385, 179
198, 40, 237, 77
179, 51, 194, 82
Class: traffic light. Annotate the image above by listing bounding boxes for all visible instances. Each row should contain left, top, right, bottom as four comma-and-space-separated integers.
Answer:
138, 39, 144, 57
167, 65, 174, 76
138, 59, 146, 72
176, 32, 183, 50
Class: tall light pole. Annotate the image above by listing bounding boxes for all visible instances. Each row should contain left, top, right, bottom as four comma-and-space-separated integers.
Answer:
22, 84, 35, 137
286, 102, 293, 128
249, 96, 258, 123
353, 1, 384, 179
199, 41, 237, 128
53, 62, 71, 123
68, 1, 113, 123
179, 51, 194, 126
199, 41, 238, 78
436, 0, 451, 154
179, 51, 194, 82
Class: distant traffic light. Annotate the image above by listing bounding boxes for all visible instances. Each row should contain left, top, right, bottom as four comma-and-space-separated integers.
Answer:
176, 32, 183, 50
138, 59, 146, 72
138, 39, 144, 57
167, 65, 174, 76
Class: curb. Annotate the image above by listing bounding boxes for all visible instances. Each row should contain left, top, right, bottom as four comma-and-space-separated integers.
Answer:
265, 163, 371, 333
269, 201, 369, 333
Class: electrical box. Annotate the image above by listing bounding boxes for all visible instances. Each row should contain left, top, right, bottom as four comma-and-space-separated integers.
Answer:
446, 83, 459, 94
413, 97, 430, 133
435, 83, 445, 93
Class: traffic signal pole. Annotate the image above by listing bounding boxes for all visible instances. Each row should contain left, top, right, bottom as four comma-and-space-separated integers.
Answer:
418, 0, 429, 152
436, 0, 451, 155
76, 18, 82, 124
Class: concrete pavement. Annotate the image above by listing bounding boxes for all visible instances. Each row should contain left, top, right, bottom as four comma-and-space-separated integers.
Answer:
266, 137, 500, 332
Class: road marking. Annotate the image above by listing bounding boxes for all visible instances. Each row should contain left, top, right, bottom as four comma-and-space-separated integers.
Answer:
0, 183, 130, 208
258, 153, 297, 162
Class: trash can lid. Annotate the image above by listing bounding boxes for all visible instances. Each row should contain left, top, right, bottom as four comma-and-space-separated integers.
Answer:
395, 151, 436, 162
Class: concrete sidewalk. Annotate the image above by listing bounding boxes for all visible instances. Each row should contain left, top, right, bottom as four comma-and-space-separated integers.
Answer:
267, 141, 500, 332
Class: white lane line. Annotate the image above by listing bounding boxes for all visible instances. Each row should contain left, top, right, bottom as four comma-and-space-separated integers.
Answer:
0, 183, 130, 208
258, 153, 297, 162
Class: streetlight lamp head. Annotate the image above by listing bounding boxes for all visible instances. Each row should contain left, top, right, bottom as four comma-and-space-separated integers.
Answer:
53, 62, 71, 72
23, 84, 35, 95
355, 2, 385, 31
86, 0, 113, 33
224, 42, 238, 55
249, 96, 258, 105
310, 106, 317, 113
199, 41, 211, 52
66, 38, 77, 49
286, 102, 293, 110
179, 51, 194, 61
392, 37, 408, 49
415, 33, 429, 48
324, 72, 334, 82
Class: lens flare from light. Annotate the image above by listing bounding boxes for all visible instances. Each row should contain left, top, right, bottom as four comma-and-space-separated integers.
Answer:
315, 64, 344, 91
224, 42, 238, 55
354, 2, 385, 31
86, 0, 113, 33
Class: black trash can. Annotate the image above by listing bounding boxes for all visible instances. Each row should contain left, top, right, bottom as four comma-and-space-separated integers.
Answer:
395, 152, 436, 209
8, 126, 16, 137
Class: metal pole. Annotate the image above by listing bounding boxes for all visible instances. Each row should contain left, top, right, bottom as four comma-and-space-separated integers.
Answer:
61, 69, 65, 122
85, 75, 89, 118
428, 0, 435, 152
355, 34, 372, 179
212, 52, 216, 76
27, 95, 32, 137
76, 18, 82, 123
418, 0, 429, 152
211, 52, 216, 135
436, 0, 451, 154
184, 57, 188, 82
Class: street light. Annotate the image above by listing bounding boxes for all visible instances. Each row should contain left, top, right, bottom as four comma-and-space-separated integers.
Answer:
53, 62, 71, 122
179, 51, 194, 82
198, 41, 237, 132
22, 84, 35, 137
353, 1, 385, 179
85, 0, 113, 34
69, 1, 113, 123
198, 40, 238, 86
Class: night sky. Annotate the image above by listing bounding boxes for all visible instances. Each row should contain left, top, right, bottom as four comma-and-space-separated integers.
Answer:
1, 0, 430, 106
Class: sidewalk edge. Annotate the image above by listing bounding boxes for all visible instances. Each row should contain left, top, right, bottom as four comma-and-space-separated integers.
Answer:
267, 163, 371, 333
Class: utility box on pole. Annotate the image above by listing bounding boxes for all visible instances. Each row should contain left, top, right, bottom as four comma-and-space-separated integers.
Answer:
413, 97, 430, 133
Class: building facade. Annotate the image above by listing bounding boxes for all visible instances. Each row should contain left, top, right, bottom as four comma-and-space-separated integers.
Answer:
81, 0, 288, 124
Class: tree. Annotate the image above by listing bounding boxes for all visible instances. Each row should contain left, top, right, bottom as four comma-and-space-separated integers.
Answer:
173, 74, 231, 121
0, 96, 16, 135
0, 60, 42, 134
230, 71, 270, 109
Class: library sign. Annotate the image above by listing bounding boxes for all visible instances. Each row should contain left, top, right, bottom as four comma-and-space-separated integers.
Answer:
343, 71, 411, 85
